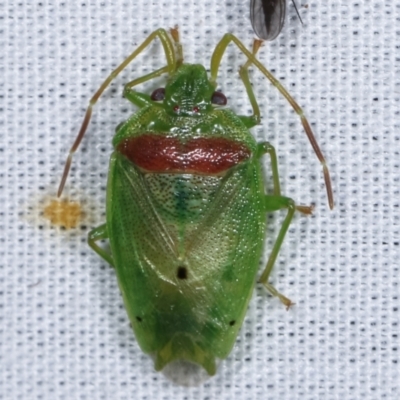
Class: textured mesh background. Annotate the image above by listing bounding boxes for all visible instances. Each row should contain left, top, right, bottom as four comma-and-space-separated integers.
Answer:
1, 0, 399, 399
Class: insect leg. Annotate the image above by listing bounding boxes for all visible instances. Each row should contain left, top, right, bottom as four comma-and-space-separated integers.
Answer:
257, 142, 314, 215
259, 195, 296, 308
263, 282, 293, 309
257, 141, 281, 196
123, 27, 184, 107
260, 195, 312, 308
238, 39, 263, 128
124, 66, 170, 107
58, 28, 177, 197
210, 34, 334, 209
169, 27, 184, 66
88, 223, 115, 267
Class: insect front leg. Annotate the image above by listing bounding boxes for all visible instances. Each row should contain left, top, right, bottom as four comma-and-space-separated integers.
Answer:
123, 28, 184, 108
88, 223, 115, 267
123, 66, 170, 108
238, 39, 263, 128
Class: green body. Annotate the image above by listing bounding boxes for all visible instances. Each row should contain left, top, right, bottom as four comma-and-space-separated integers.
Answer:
85, 30, 312, 375
108, 97, 265, 375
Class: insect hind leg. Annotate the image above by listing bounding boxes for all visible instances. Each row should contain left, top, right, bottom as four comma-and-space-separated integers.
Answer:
260, 195, 312, 308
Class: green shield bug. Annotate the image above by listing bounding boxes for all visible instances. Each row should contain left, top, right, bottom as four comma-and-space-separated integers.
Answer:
58, 28, 333, 375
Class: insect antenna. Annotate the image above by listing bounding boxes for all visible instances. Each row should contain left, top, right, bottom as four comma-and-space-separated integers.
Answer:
57, 29, 177, 197
291, 0, 303, 26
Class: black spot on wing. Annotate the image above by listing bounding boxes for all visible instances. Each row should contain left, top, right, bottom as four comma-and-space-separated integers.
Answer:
177, 266, 188, 280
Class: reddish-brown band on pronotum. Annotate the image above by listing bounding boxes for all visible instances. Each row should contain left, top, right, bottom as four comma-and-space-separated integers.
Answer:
117, 134, 251, 174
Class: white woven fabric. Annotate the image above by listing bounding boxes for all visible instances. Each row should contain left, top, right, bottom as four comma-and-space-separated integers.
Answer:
1, 0, 399, 398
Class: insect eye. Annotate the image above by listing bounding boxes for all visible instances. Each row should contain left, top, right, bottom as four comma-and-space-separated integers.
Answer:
211, 91, 227, 105
150, 88, 165, 101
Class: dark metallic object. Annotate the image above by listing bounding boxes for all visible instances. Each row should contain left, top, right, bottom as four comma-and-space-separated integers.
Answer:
250, 0, 302, 41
